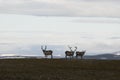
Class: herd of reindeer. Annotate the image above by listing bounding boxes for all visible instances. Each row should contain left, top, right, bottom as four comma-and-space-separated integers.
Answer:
41, 45, 86, 59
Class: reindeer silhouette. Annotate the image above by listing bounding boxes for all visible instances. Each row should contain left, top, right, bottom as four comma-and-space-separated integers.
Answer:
76, 50, 86, 59
65, 46, 77, 59
41, 46, 53, 59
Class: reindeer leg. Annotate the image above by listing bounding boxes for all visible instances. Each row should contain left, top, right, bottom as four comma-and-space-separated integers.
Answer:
72, 56, 73, 58
45, 55, 47, 59
70, 56, 72, 60
81, 56, 82, 60
65, 55, 67, 59
51, 55, 53, 59
76, 55, 77, 59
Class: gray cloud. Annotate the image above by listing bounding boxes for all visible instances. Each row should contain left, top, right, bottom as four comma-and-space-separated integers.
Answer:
0, 43, 14, 45
0, 0, 120, 17
109, 37, 120, 39
71, 18, 120, 23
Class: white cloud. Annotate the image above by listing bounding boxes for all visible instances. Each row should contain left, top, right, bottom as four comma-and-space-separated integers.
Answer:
0, 54, 18, 56
0, 0, 120, 17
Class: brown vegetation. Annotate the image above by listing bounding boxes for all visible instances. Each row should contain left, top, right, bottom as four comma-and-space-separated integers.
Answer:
0, 59, 120, 80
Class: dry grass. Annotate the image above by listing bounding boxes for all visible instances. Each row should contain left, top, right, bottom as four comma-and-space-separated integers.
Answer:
0, 59, 120, 80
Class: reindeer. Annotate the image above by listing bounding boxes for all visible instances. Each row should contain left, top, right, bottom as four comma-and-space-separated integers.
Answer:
65, 46, 77, 59
41, 46, 53, 59
76, 50, 86, 59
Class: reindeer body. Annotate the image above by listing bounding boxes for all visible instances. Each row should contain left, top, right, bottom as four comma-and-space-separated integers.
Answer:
41, 46, 53, 59
65, 46, 77, 59
76, 51, 86, 59
65, 51, 74, 58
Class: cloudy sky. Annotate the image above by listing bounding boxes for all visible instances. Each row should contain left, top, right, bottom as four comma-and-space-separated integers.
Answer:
0, 0, 120, 56
0, 0, 120, 17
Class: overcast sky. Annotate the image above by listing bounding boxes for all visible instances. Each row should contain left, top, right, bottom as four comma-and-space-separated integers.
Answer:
0, 14, 120, 56
0, 0, 120, 56
0, 0, 120, 17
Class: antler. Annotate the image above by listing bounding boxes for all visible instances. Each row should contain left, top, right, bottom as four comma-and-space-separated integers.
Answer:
41, 45, 47, 50
74, 46, 77, 52
41, 46, 43, 50
45, 45, 47, 50
68, 45, 72, 51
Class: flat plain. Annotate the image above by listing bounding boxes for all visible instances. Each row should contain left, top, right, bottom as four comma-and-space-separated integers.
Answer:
0, 59, 120, 80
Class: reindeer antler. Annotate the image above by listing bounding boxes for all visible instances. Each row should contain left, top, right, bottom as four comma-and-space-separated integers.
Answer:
68, 45, 72, 51
45, 45, 47, 50
41, 45, 47, 50
41, 46, 43, 50
73, 46, 77, 52
75, 46, 77, 49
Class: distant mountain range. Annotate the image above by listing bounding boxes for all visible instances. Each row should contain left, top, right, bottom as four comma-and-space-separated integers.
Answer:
84, 51, 120, 60
0, 51, 120, 60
